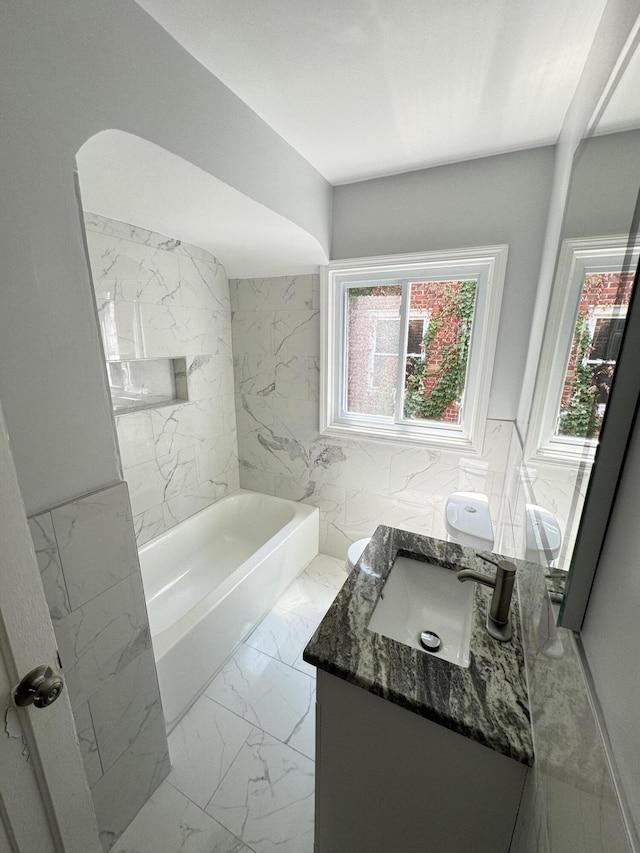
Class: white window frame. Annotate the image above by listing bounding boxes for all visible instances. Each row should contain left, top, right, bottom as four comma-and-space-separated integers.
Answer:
406, 314, 431, 359
320, 246, 508, 452
526, 235, 638, 464
370, 311, 402, 394
586, 306, 627, 365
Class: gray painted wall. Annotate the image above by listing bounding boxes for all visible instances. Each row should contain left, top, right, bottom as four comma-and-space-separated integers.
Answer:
0, 0, 330, 514
563, 129, 640, 239
331, 146, 556, 421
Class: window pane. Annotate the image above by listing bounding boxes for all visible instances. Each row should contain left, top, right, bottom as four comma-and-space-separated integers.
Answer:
403, 280, 477, 425
346, 285, 402, 418
556, 271, 634, 440
406, 319, 425, 355
590, 317, 625, 362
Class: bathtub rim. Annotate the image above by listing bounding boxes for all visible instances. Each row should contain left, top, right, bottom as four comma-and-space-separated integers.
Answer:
138, 489, 319, 660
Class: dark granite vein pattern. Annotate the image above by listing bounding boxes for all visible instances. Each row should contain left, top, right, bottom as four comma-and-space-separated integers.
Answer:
304, 525, 534, 765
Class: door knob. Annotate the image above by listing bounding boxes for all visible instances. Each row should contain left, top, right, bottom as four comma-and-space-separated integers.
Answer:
14, 665, 65, 709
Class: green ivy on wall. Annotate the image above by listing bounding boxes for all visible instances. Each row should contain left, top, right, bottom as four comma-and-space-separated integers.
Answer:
403, 280, 476, 421
557, 313, 599, 438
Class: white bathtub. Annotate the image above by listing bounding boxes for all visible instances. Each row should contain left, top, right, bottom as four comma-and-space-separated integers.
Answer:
138, 490, 319, 729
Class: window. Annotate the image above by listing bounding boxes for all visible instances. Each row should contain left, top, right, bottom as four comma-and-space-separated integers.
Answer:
528, 236, 638, 461
320, 247, 508, 450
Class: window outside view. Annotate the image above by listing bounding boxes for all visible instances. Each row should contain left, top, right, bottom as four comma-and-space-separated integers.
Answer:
556, 271, 634, 440
345, 280, 478, 425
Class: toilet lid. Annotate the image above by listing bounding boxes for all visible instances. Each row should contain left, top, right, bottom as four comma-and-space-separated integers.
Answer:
347, 538, 370, 568
525, 504, 562, 557
445, 492, 494, 542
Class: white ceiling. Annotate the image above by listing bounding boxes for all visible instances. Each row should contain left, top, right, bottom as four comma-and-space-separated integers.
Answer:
76, 131, 328, 278
135, 0, 610, 184
595, 37, 640, 135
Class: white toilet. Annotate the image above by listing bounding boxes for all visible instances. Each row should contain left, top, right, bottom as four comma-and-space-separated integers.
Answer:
346, 538, 370, 572
444, 491, 495, 551
525, 504, 562, 565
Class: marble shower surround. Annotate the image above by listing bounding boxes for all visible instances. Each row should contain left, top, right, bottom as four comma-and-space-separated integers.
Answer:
230, 274, 514, 558
85, 212, 239, 546
28, 481, 169, 851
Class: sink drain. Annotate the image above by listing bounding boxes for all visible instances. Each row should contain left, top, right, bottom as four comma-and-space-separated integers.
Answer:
419, 630, 442, 652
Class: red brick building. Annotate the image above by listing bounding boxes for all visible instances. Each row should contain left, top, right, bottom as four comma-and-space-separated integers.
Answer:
558, 271, 633, 436
346, 281, 467, 424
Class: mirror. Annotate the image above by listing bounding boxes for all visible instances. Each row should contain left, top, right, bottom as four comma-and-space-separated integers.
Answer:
522, 33, 640, 625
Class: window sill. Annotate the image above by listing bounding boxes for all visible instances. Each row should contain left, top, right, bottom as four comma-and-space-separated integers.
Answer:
321, 421, 482, 454
527, 439, 597, 467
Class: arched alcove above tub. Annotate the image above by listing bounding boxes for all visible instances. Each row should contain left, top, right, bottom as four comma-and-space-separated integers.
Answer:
76, 129, 329, 278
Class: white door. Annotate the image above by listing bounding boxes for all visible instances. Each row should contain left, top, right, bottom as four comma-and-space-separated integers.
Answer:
0, 399, 101, 853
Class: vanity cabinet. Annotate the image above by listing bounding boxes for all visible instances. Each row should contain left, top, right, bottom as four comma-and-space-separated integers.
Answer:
314, 670, 528, 853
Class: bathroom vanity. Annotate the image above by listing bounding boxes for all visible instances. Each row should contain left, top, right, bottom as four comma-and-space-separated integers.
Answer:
304, 527, 533, 853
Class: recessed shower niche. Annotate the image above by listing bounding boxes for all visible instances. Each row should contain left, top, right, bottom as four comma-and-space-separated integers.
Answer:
107, 357, 188, 414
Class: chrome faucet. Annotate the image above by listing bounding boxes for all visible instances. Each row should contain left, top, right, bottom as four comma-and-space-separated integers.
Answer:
456, 555, 517, 643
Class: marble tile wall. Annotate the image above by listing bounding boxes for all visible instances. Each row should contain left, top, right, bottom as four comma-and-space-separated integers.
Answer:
511, 556, 632, 852
28, 481, 169, 851
85, 213, 239, 546
230, 275, 516, 558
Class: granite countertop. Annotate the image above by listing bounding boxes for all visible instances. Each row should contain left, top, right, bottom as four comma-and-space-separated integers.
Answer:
303, 525, 534, 766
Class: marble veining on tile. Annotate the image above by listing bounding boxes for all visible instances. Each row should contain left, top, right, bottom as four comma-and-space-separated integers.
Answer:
112, 553, 343, 853
245, 607, 317, 666
28, 512, 71, 620
231, 273, 519, 559
73, 701, 103, 788
89, 648, 164, 772
167, 695, 253, 809
304, 526, 533, 764
50, 482, 139, 610
205, 728, 315, 853
92, 714, 171, 852
57, 571, 151, 710
205, 645, 316, 761
86, 212, 239, 547
28, 480, 169, 851
111, 780, 251, 853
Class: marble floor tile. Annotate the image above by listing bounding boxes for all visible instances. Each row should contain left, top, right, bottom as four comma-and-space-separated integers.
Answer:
106, 553, 347, 852
292, 650, 317, 680
205, 645, 315, 759
111, 779, 251, 853
274, 573, 341, 623
301, 553, 347, 590
167, 695, 253, 808
285, 695, 316, 760
205, 729, 315, 853
245, 607, 317, 666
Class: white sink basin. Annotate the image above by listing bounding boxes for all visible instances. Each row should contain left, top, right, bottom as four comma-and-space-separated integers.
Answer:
367, 555, 474, 667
